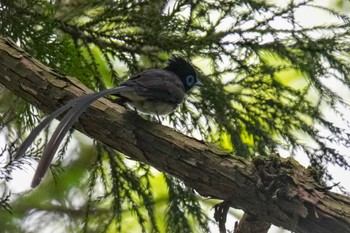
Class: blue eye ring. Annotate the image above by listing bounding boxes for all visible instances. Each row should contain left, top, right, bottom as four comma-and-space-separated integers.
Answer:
186, 75, 195, 86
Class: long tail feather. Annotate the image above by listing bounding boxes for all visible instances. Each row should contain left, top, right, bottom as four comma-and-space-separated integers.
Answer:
14, 94, 95, 159
31, 86, 131, 188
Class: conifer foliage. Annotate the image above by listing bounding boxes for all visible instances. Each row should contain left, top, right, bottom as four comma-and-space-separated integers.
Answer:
0, 0, 350, 232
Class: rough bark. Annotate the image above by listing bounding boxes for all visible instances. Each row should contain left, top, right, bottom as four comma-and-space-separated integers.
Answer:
234, 213, 271, 233
0, 37, 349, 233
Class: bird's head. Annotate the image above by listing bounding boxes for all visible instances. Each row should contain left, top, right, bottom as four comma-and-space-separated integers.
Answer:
165, 56, 202, 92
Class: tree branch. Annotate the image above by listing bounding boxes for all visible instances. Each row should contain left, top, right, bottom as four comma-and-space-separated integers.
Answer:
0, 37, 349, 233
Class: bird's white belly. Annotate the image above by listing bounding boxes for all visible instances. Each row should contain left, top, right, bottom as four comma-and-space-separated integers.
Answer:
125, 100, 178, 115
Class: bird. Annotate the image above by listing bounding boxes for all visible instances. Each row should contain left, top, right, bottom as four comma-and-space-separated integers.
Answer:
14, 56, 202, 188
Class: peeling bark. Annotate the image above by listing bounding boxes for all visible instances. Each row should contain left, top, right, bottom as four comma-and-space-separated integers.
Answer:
0, 37, 349, 233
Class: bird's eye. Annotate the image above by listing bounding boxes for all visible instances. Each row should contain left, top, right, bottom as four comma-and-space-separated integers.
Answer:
186, 75, 195, 86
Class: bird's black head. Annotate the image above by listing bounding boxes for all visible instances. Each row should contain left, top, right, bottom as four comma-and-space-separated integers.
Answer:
164, 56, 201, 92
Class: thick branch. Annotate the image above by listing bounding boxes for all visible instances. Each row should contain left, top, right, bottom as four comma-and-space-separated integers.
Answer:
0, 37, 349, 233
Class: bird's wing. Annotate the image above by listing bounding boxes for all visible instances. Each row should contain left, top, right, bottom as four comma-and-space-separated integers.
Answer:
119, 69, 185, 104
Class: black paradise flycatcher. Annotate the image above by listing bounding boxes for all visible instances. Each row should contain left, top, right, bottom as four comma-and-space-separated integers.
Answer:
15, 56, 202, 188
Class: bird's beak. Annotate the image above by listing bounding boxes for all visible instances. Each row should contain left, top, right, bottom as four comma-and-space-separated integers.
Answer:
195, 80, 203, 87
